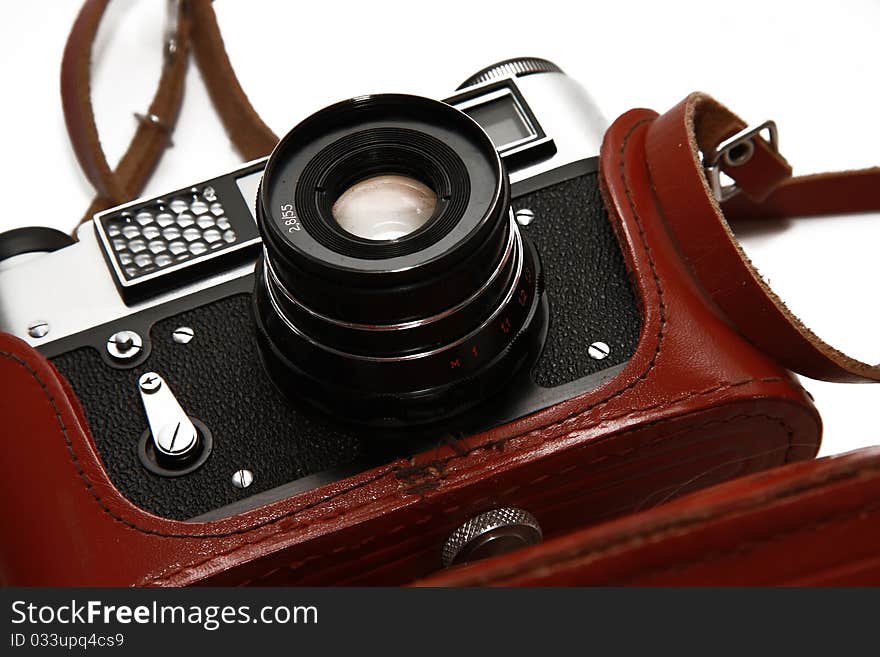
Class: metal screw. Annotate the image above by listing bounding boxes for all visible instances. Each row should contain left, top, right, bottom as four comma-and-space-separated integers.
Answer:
588, 341, 611, 360
138, 372, 162, 393
231, 469, 254, 489
172, 326, 194, 344
515, 208, 535, 226
442, 507, 542, 567
27, 320, 50, 339
155, 421, 198, 457
203, 186, 217, 202
107, 330, 143, 360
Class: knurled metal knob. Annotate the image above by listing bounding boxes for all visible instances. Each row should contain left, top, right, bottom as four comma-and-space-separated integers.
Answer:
442, 507, 542, 567
457, 57, 564, 90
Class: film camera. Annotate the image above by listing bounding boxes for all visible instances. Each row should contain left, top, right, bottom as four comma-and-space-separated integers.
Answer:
0, 59, 641, 523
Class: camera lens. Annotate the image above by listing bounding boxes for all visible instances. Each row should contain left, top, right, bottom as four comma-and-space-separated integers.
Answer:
331, 174, 438, 240
253, 94, 547, 427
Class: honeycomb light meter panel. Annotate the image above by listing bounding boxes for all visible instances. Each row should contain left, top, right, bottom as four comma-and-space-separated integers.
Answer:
95, 169, 263, 301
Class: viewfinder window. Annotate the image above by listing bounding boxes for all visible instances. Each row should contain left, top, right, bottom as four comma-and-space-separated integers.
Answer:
464, 95, 534, 149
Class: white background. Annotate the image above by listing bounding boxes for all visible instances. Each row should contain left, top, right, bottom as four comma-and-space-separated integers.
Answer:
1, 1, 878, 456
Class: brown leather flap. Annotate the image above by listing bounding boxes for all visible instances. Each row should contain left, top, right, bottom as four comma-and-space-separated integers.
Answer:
415, 446, 880, 586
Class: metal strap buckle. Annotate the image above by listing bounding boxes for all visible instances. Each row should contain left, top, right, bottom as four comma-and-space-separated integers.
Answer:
703, 120, 779, 202
133, 112, 174, 146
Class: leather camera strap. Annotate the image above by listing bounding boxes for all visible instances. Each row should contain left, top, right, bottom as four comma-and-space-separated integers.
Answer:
644, 93, 880, 383
61, 0, 277, 229
186, 0, 278, 159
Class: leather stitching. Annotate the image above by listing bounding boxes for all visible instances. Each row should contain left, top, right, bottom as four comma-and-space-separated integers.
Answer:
396, 376, 787, 496
237, 412, 795, 586
616, 500, 880, 585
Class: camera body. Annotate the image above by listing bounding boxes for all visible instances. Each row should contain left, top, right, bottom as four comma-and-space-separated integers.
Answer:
1, 60, 636, 521
0, 59, 821, 585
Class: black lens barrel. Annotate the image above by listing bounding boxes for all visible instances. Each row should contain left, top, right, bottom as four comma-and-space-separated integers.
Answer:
254, 94, 547, 427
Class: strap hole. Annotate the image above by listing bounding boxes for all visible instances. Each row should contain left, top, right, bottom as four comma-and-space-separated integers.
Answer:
724, 141, 754, 167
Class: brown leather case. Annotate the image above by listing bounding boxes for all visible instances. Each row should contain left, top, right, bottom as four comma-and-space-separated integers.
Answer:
0, 95, 822, 584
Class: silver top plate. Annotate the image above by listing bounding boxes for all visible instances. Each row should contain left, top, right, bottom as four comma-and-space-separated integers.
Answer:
0, 71, 604, 349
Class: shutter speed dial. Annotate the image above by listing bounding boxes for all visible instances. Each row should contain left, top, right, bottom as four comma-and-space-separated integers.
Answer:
137, 372, 212, 476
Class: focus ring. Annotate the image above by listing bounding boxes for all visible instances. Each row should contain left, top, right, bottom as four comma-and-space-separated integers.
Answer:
457, 57, 563, 90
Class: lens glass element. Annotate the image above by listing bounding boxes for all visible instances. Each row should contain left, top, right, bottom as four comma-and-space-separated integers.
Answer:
331, 174, 437, 241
